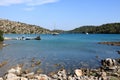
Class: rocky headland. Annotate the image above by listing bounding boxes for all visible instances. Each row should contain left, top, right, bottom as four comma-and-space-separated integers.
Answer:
0, 58, 120, 80
0, 19, 52, 34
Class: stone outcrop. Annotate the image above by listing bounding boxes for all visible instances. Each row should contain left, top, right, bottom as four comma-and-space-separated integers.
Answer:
101, 58, 117, 70
74, 69, 83, 77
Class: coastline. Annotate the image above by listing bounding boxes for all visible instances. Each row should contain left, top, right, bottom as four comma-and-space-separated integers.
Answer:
0, 37, 120, 79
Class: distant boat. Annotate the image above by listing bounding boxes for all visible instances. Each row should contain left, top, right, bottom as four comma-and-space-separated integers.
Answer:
52, 32, 59, 36
25, 36, 41, 40
17, 36, 41, 40
4, 36, 41, 40
52, 24, 59, 35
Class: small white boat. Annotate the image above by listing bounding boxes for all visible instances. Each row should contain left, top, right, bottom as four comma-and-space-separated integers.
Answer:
4, 36, 41, 40
17, 36, 41, 40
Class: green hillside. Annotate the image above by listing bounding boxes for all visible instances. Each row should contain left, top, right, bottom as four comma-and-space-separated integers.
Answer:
69, 23, 120, 34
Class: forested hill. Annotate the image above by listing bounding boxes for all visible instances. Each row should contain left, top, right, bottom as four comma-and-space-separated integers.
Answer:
0, 19, 51, 34
69, 23, 120, 34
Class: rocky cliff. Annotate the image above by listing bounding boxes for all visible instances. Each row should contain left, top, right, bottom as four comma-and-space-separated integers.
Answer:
0, 19, 51, 34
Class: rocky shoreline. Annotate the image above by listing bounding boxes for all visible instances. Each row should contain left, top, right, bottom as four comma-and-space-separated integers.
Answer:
0, 58, 120, 80
98, 42, 120, 46
0, 41, 120, 80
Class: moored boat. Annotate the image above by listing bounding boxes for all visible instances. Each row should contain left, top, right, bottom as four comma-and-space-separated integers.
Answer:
52, 32, 59, 36
4, 36, 41, 40
17, 36, 41, 40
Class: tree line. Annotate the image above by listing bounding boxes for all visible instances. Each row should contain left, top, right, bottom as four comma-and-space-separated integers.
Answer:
0, 30, 4, 41
69, 23, 120, 34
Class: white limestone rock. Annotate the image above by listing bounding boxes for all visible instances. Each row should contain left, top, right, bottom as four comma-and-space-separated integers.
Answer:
75, 69, 83, 77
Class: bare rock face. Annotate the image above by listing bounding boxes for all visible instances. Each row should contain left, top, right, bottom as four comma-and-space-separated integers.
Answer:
74, 69, 83, 77
0, 19, 51, 34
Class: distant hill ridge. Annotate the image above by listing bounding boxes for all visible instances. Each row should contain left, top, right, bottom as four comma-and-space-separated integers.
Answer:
0, 18, 51, 34
1, 18, 120, 34
69, 23, 120, 34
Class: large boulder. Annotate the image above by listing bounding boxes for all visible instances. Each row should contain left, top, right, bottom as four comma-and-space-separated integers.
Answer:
5, 73, 20, 80
57, 69, 67, 80
8, 66, 21, 75
74, 69, 83, 77
101, 58, 117, 70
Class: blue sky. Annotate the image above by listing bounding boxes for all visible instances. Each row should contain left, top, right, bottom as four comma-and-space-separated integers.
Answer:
0, 0, 120, 30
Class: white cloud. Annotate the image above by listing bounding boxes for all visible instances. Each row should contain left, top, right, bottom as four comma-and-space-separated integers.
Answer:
23, 7, 35, 11
0, 0, 59, 6
0, 0, 24, 6
27, 0, 59, 6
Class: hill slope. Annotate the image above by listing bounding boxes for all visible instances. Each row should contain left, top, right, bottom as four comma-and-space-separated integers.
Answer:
0, 19, 51, 34
69, 23, 120, 34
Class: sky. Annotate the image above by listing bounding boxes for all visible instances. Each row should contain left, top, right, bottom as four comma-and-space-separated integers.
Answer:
0, 0, 120, 30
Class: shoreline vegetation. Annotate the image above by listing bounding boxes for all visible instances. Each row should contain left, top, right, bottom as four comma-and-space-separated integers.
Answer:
0, 30, 4, 41
0, 30, 5, 48
68, 23, 120, 34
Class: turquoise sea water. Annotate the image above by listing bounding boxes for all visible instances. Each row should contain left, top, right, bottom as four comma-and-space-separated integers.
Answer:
0, 34, 120, 75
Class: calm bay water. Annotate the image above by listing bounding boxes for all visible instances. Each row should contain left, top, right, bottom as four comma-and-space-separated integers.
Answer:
0, 34, 120, 75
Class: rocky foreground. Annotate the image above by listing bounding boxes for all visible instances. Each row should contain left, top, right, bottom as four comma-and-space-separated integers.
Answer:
0, 58, 120, 80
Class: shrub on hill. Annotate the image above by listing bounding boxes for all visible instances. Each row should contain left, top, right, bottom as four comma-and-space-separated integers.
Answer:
0, 30, 4, 41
